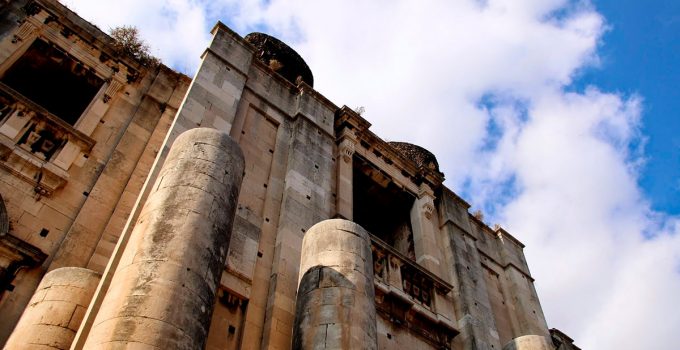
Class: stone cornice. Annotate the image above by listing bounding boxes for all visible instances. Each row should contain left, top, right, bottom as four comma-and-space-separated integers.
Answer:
334, 106, 445, 189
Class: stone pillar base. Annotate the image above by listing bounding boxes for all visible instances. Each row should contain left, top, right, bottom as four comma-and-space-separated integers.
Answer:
293, 219, 377, 350
82, 128, 244, 349
503, 335, 554, 350
5, 267, 101, 350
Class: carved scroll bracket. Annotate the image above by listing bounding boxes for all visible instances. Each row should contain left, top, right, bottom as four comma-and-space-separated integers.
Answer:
103, 79, 123, 103
418, 183, 435, 219
337, 127, 358, 163
12, 21, 37, 44
338, 138, 356, 163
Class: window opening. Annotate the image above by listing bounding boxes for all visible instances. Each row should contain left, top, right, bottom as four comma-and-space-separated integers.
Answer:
1, 39, 104, 125
353, 156, 415, 259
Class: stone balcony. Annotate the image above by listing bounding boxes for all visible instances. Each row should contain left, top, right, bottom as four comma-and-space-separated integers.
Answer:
370, 234, 459, 349
0, 82, 95, 196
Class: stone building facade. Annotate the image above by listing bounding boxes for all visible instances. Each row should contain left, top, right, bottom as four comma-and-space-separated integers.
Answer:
0, 1, 579, 349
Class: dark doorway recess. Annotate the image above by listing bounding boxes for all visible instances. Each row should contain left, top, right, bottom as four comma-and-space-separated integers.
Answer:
1, 39, 103, 125
353, 156, 416, 259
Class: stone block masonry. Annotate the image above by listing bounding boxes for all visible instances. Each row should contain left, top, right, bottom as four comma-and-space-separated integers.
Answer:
0, 3, 576, 348
82, 128, 244, 349
293, 219, 377, 350
4, 267, 101, 350
503, 335, 553, 350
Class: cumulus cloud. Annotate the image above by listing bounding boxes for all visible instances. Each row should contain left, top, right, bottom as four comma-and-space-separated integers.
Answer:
61, 0, 680, 348
61, 0, 210, 72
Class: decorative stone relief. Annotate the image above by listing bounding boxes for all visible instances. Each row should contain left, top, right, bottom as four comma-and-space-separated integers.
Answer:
0, 233, 47, 292
338, 137, 355, 163
12, 21, 37, 44
422, 201, 435, 219
370, 234, 458, 349
103, 79, 123, 103
418, 184, 436, 219
0, 83, 95, 196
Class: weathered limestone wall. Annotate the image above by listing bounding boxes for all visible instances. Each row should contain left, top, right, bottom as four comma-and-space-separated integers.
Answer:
260, 112, 336, 350
410, 184, 445, 277
62, 21, 338, 350
439, 188, 551, 350
376, 316, 436, 350
4, 267, 100, 350
50, 67, 190, 272
82, 128, 244, 349
0, 67, 188, 345
502, 335, 553, 350
293, 219, 377, 350
0, 4, 559, 349
206, 288, 248, 350
219, 90, 291, 350
68, 23, 253, 348
187, 25, 337, 350
482, 262, 515, 345
549, 329, 579, 350
439, 190, 500, 350
496, 229, 550, 339
0, 1, 190, 344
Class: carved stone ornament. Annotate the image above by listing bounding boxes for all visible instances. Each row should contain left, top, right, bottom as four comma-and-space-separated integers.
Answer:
103, 79, 123, 103
338, 138, 355, 163
12, 21, 37, 44
422, 201, 435, 220
418, 184, 435, 219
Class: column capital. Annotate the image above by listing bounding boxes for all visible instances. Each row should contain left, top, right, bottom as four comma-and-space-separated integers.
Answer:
417, 184, 435, 219
338, 138, 355, 163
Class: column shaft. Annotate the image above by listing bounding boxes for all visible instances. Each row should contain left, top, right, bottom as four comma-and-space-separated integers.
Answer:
503, 335, 554, 350
293, 219, 377, 350
82, 128, 244, 349
5, 267, 100, 350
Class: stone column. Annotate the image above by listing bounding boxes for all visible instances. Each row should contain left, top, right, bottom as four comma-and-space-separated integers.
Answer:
335, 129, 356, 220
410, 183, 443, 276
293, 219, 377, 350
82, 128, 244, 349
5, 267, 100, 350
503, 335, 554, 350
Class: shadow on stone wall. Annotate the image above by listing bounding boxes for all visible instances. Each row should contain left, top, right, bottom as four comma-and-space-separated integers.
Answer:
293, 265, 359, 350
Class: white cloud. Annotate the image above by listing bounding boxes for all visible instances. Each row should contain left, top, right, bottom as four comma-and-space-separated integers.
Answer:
61, 0, 210, 72
60, 0, 680, 348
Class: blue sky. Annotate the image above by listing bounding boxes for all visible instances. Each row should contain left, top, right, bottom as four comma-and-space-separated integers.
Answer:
62, 1, 680, 348
579, 0, 680, 215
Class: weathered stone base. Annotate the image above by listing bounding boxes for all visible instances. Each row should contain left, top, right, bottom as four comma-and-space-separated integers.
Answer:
293, 219, 377, 350
82, 128, 244, 349
4, 267, 101, 350
503, 335, 554, 350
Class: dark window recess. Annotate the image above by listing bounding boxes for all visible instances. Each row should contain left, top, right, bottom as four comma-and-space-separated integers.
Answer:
353, 156, 416, 259
39, 228, 49, 237
1, 39, 104, 125
228, 325, 236, 334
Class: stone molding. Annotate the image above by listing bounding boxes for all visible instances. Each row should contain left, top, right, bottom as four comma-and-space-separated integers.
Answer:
370, 234, 458, 348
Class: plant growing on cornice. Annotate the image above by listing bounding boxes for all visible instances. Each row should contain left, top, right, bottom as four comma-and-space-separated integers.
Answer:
109, 25, 159, 68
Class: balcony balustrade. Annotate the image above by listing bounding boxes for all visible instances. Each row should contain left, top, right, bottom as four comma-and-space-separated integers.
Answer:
0, 82, 95, 196
370, 233, 459, 348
